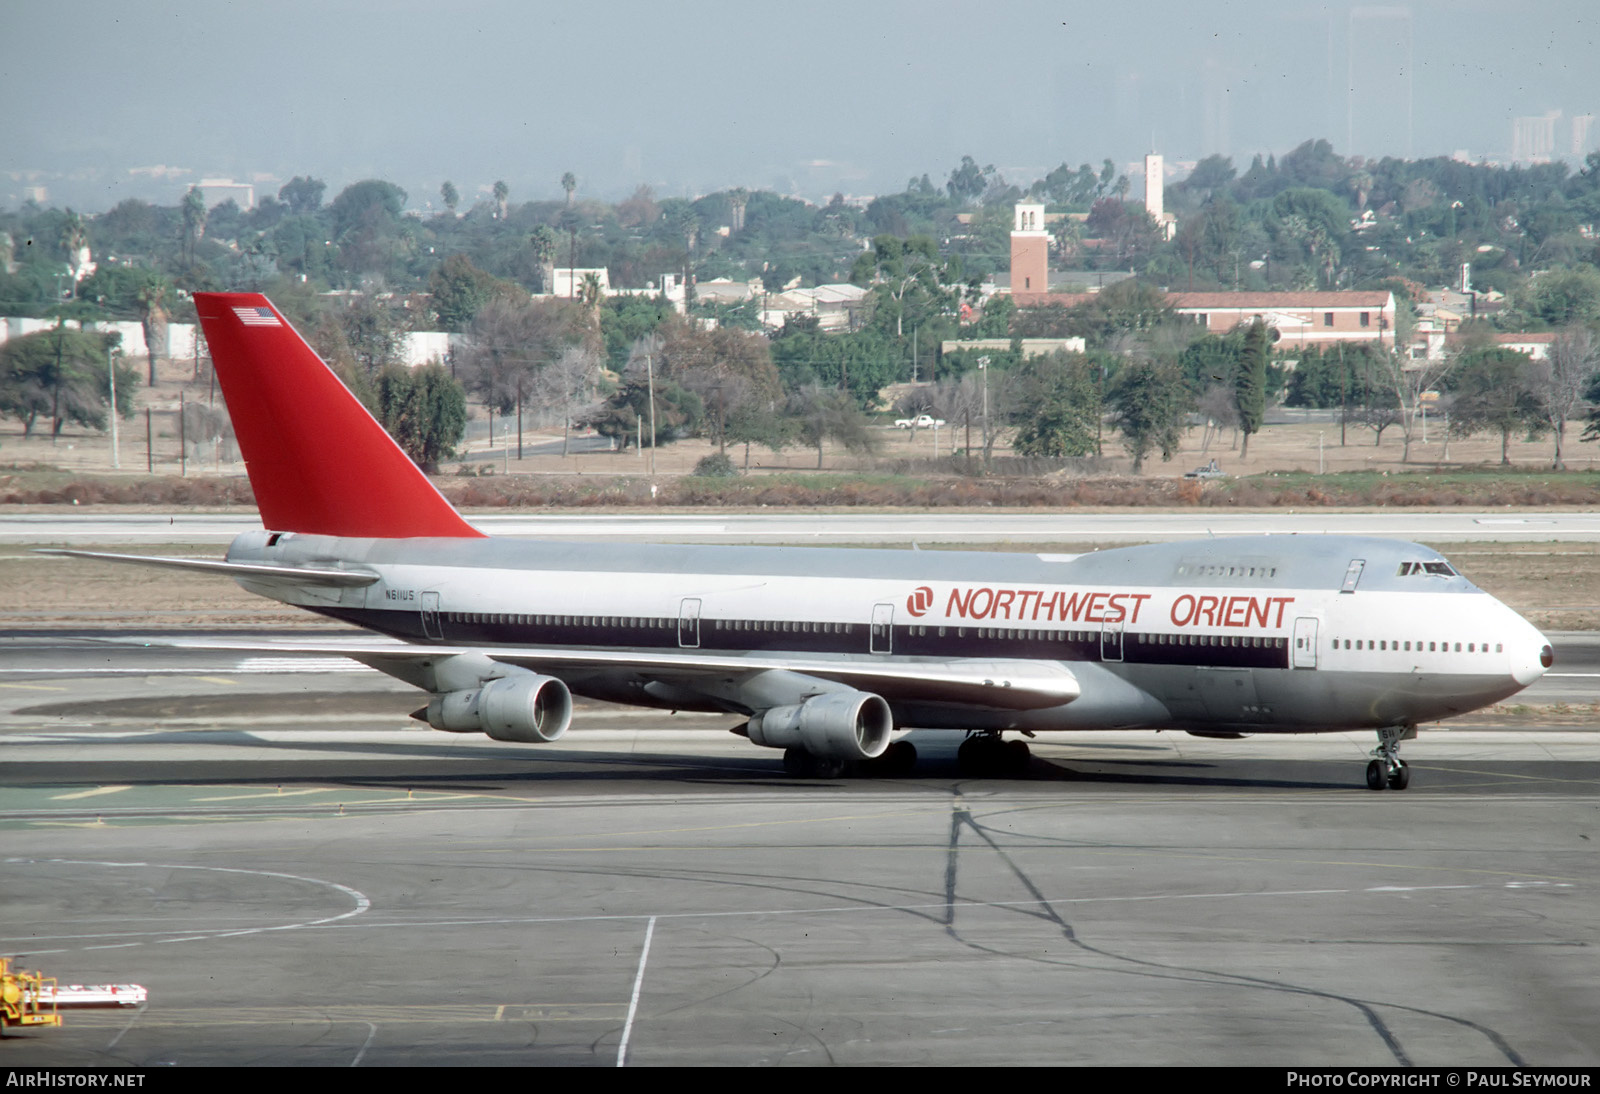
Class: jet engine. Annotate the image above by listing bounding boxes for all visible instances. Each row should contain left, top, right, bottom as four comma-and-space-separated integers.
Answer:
745, 691, 893, 762
424, 674, 573, 743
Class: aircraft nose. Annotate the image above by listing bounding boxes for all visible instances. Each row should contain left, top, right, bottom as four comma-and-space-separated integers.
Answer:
1512, 639, 1554, 687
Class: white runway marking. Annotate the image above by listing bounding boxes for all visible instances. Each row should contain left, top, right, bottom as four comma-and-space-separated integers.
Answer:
4, 858, 372, 955
617, 916, 657, 1067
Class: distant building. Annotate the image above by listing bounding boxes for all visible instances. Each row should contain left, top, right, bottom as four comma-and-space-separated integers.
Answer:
1009, 201, 1049, 297
198, 178, 255, 210
548, 267, 612, 299
759, 283, 868, 332
940, 337, 1087, 358
1171, 291, 1398, 350
1143, 153, 1175, 240
1512, 111, 1561, 164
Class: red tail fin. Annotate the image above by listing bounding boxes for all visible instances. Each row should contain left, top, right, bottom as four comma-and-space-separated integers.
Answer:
194, 292, 482, 539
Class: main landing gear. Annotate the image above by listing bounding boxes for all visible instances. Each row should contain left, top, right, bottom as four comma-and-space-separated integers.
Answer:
1365, 725, 1414, 791
957, 732, 1031, 777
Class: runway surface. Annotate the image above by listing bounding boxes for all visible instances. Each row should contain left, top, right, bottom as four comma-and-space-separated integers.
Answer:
3, 633, 1598, 1066
8, 509, 1600, 544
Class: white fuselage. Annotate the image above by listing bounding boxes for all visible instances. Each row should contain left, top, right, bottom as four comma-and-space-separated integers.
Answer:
228, 530, 1550, 734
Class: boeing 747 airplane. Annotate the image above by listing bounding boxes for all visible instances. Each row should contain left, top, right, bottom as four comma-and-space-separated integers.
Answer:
53, 293, 1554, 789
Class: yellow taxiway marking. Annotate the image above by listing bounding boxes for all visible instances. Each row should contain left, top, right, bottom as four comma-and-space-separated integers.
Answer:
191, 676, 238, 686
0, 683, 67, 691
192, 788, 338, 802
51, 786, 133, 801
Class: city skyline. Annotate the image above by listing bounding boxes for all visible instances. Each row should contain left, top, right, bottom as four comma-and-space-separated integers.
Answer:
4, 0, 1598, 212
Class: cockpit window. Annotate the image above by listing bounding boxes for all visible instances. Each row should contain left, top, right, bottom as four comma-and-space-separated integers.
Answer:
1396, 561, 1457, 577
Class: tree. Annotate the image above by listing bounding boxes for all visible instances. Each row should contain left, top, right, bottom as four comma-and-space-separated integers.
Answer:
278, 176, 326, 216
561, 172, 577, 207
1449, 347, 1545, 464
181, 186, 207, 266
456, 294, 591, 415
585, 338, 703, 450
787, 385, 878, 469
531, 344, 603, 455
428, 254, 511, 332
528, 225, 558, 293
1110, 359, 1192, 472
372, 362, 466, 471
946, 156, 991, 203
1234, 319, 1268, 459
1516, 266, 1600, 328
135, 274, 171, 386
1010, 352, 1101, 458
0, 326, 131, 438
492, 180, 509, 220
440, 181, 459, 215
1531, 327, 1600, 469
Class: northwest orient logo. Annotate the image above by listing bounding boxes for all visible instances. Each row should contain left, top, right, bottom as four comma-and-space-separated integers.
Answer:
905, 586, 934, 617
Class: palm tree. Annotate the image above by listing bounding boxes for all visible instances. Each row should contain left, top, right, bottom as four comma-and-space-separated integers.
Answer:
579, 271, 603, 311
529, 225, 557, 294
440, 181, 459, 215
181, 186, 207, 265
561, 172, 577, 207
59, 210, 88, 297
136, 275, 171, 386
492, 180, 509, 220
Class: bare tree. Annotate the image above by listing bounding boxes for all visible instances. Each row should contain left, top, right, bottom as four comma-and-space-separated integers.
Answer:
532, 343, 604, 456
1195, 384, 1239, 454
1529, 328, 1599, 469
1367, 349, 1457, 463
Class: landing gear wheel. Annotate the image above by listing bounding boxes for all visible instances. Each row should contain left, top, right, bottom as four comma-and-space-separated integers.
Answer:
1387, 761, 1411, 791
1368, 725, 1415, 792
1366, 759, 1388, 791
1002, 739, 1031, 775
783, 747, 846, 779
958, 734, 1026, 777
957, 735, 999, 776
783, 746, 814, 777
876, 740, 918, 777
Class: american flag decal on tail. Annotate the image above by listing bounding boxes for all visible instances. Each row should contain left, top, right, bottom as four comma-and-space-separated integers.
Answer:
232, 306, 281, 326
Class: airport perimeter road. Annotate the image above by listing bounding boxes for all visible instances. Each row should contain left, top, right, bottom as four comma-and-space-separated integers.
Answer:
6, 510, 1600, 544
2, 642, 1598, 1066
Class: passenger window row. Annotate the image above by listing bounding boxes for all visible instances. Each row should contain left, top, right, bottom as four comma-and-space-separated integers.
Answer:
1332, 637, 1501, 653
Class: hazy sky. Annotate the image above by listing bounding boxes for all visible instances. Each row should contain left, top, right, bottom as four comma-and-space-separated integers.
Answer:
5, 0, 1599, 211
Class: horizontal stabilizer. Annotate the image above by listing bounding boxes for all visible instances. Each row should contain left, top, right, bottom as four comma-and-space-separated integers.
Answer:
36, 549, 380, 588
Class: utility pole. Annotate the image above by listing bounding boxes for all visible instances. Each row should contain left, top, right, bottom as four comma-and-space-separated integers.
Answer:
107, 346, 120, 469
646, 352, 657, 477
50, 321, 63, 446
978, 356, 990, 471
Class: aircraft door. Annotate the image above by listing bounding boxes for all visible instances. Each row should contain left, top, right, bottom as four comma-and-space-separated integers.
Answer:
870, 603, 894, 655
421, 591, 443, 640
1341, 559, 1366, 594
1101, 618, 1124, 662
1293, 616, 1319, 669
678, 598, 701, 648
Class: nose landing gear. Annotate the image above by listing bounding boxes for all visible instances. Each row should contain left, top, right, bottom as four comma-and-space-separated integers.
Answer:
1366, 725, 1415, 791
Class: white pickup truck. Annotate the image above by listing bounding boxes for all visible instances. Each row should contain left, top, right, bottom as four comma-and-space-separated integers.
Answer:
893, 414, 946, 429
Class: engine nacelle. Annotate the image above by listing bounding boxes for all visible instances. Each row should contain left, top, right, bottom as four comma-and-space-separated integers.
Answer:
425, 674, 573, 743
746, 691, 893, 762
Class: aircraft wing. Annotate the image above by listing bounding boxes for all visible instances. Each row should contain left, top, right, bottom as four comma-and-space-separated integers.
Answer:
124, 635, 1081, 711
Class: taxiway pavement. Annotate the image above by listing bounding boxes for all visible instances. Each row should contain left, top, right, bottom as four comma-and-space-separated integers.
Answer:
1, 634, 1597, 1066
